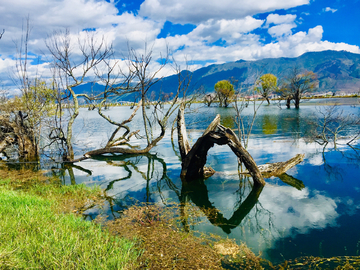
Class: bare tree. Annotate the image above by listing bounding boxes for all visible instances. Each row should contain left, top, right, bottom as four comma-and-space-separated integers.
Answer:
203, 92, 216, 107
46, 29, 112, 161
278, 66, 318, 109
305, 104, 360, 148
233, 80, 264, 150
72, 48, 196, 162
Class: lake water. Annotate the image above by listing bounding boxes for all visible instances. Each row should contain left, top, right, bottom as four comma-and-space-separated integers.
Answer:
59, 98, 359, 264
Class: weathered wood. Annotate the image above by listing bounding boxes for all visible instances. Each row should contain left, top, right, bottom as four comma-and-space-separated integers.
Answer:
240, 153, 305, 177
178, 112, 265, 186
180, 130, 228, 180
177, 106, 191, 159
218, 125, 265, 186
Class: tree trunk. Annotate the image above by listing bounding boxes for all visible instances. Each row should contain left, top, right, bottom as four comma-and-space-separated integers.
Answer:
286, 97, 291, 109
240, 153, 305, 177
177, 107, 265, 186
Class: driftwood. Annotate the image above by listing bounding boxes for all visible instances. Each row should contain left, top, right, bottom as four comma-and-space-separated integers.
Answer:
240, 154, 305, 177
177, 106, 265, 186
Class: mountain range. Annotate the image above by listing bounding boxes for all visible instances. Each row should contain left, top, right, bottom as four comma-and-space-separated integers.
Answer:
76, 50, 360, 102
155, 50, 360, 96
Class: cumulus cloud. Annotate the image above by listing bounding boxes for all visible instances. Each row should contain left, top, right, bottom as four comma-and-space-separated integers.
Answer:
1, 0, 359, 90
268, 23, 297, 37
266, 14, 297, 26
139, 0, 309, 24
166, 25, 360, 65
324, 7, 338, 13
188, 17, 264, 44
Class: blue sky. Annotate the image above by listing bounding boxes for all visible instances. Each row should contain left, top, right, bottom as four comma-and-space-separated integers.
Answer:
0, 0, 359, 88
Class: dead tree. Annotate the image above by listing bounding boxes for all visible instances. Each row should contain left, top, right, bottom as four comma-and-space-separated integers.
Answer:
177, 105, 265, 185
46, 30, 112, 161
72, 54, 193, 163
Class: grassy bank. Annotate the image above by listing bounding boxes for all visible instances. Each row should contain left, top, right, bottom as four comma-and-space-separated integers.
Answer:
0, 168, 264, 269
0, 171, 140, 269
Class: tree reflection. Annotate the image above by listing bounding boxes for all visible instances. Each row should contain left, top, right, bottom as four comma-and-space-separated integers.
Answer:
262, 114, 278, 135
92, 153, 181, 205
50, 151, 307, 240
180, 177, 264, 234
318, 144, 360, 182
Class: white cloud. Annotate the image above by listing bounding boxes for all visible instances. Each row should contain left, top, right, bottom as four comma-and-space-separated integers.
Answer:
165, 25, 360, 66
324, 7, 338, 13
188, 17, 264, 44
139, 0, 309, 24
1, 0, 359, 91
266, 14, 297, 26
268, 23, 297, 37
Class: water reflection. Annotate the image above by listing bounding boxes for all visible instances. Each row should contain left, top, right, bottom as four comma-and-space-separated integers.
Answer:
262, 115, 278, 135
92, 153, 181, 204
180, 178, 263, 234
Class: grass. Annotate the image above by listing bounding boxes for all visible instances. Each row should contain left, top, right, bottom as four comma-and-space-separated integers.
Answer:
0, 169, 140, 269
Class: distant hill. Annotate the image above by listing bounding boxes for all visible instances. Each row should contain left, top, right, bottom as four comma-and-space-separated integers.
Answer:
154, 50, 360, 96
75, 50, 360, 102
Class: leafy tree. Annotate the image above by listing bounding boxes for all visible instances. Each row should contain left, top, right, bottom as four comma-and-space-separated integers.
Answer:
255, 73, 277, 104
279, 67, 318, 109
214, 80, 234, 107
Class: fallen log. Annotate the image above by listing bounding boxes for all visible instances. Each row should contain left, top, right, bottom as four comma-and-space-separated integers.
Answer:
240, 154, 305, 177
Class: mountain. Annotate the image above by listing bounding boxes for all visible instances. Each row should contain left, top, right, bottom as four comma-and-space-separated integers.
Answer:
75, 50, 360, 102
152, 50, 360, 96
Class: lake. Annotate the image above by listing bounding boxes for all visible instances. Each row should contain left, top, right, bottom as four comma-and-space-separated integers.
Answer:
57, 98, 360, 264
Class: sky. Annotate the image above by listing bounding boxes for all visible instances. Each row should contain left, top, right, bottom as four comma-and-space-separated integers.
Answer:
0, 0, 360, 90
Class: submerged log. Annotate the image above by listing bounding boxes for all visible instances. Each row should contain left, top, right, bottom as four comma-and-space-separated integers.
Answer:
240, 154, 305, 177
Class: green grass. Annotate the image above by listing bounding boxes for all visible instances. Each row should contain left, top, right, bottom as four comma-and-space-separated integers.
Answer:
0, 186, 140, 269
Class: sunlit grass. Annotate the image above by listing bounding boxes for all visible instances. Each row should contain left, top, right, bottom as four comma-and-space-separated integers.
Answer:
0, 186, 140, 269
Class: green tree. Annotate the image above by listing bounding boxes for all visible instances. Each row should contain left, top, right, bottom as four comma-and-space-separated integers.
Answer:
279, 67, 318, 109
256, 73, 277, 105
214, 80, 234, 107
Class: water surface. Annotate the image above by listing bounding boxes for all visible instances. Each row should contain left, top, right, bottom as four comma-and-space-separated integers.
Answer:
60, 99, 360, 263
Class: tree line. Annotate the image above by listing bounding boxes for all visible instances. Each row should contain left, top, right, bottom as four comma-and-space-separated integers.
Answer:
207, 69, 318, 109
